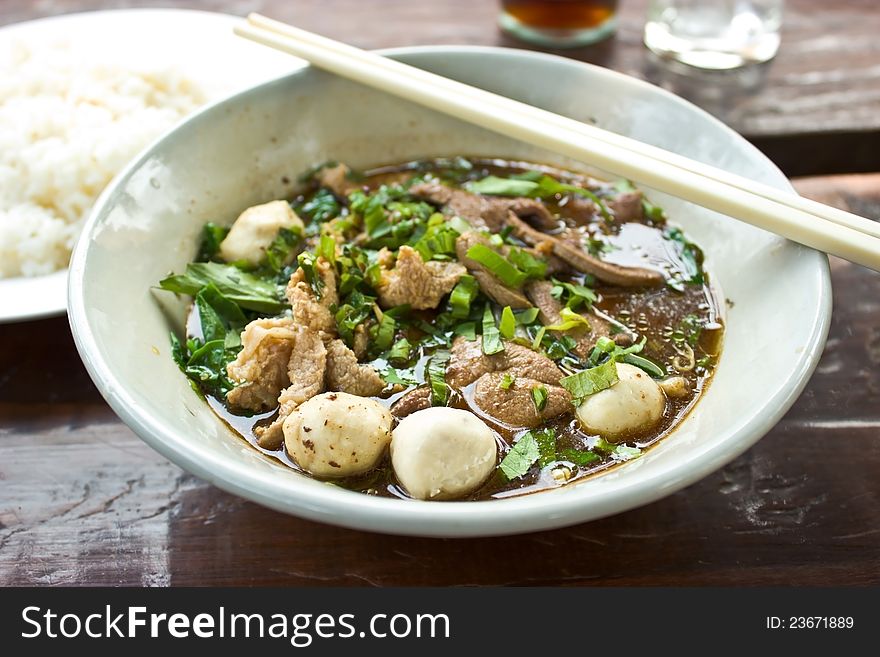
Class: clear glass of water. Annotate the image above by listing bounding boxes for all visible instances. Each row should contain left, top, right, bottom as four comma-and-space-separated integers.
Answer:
644, 0, 784, 70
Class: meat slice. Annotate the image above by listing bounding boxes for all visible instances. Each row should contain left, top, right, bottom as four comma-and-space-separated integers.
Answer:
285, 257, 338, 334
561, 195, 600, 226
254, 329, 327, 450
501, 342, 566, 385
390, 386, 433, 419
316, 163, 359, 198
325, 339, 386, 397
472, 373, 571, 428
445, 336, 563, 389
524, 280, 634, 358
409, 183, 557, 232
226, 317, 297, 412
455, 232, 531, 309
484, 197, 559, 232
445, 337, 495, 389
608, 191, 645, 223
376, 245, 465, 310
505, 212, 663, 287
409, 182, 491, 228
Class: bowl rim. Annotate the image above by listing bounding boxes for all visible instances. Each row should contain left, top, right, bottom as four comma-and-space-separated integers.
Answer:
68, 45, 832, 537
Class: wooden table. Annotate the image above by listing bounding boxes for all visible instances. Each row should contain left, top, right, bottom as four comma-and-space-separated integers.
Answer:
2, 0, 879, 586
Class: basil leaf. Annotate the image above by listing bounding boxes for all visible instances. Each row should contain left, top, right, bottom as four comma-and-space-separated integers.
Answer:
481, 305, 504, 356
195, 284, 246, 344
301, 188, 341, 223
665, 227, 705, 291
264, 227, 302, 272
170, 332, 187, 369
559, 358, 619, 405
382, 368, 418, 387
426, 350, 451, 406
196, 222, 229, 262
297, 251, 325, 298
534, 428, 557, 467
184, 339, 236, 397
558, 448, 601, 467
159, 262, 285, 313
499, 432, 540, 480
371, 313, 397, 352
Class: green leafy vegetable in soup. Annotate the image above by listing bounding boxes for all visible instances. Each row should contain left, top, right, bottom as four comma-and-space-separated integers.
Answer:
154, 158, 722, 501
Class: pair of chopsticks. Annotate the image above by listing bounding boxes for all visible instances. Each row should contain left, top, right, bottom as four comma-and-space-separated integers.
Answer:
235, 14, 880, 272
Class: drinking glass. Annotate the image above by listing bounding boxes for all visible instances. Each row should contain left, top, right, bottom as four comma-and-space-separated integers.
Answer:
644, 0, 784, 70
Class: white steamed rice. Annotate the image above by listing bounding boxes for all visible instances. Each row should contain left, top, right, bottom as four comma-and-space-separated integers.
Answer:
0, 37, 204, 278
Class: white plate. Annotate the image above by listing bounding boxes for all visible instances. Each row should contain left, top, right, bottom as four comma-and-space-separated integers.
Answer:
0, 9, 300, 323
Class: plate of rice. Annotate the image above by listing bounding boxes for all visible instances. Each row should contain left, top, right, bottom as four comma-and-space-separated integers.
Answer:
0, 8, 298, 323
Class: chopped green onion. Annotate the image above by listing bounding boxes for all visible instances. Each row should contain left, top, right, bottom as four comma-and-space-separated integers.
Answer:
531, 385, 548, 412
514, 307, 540, 325
559, 358, 619, 405
453, 321, 477, 341
448, 215, 473, 234
467, 176, 541, 197
466, 244, 528, 288
622, 353, 666, 378
498, 432, 540, 480
467, 174, 612, 220
499, 305, 516, 339
531, 326, 546, 351
611, 444, 642, 462
481, 304, 505, 355
388, 337, 413, 365
499, 373, 515, 390
507, 247, 547, 279
545, 307, 591, 332
449, 274, 479, 318
317, 234, 336, 264
552, 278, 597, 310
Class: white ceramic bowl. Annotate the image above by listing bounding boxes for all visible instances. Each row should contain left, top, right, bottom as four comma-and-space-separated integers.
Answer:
69, 47, 830, 537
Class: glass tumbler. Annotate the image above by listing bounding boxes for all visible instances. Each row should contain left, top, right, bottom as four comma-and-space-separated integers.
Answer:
499, 0, 619, 48
644, 0, 784, 70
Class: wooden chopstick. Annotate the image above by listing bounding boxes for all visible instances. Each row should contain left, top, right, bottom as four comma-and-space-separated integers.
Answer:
245, 13, 880, 242
234, 15, 880, 272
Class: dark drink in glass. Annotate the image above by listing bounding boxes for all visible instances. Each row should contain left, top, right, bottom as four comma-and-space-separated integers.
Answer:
500, 0, 618, 47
